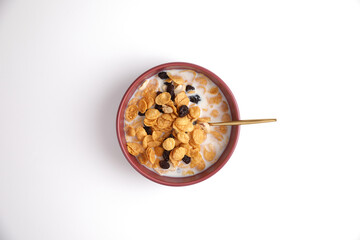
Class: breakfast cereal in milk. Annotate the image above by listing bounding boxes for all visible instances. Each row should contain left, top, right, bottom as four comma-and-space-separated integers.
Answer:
124, 69, 231, 177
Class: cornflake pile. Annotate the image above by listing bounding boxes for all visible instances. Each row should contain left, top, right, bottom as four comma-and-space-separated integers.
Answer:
124, 70, 230, 176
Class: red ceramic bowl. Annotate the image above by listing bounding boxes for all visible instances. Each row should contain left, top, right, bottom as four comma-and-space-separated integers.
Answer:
116, 62, 240, 186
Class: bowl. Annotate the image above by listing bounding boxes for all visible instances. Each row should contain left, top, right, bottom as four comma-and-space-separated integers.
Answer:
116, 62, 240, 186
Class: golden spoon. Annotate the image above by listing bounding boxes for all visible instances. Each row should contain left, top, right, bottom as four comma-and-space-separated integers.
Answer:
209, 118, 277, 126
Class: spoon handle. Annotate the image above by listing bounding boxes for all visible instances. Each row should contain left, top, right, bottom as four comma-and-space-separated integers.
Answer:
209, 119, 277, 126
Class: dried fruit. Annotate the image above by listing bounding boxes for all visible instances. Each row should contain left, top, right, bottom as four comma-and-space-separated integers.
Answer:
155, 104, 164, 113
143, 126, 153, 135
185, 85, 195, 92
162, 150, 170, 161
189, 95, 201, 104
159, 160, 170, 169
178, 105, 189, 117
182, 155, 191, 164
158, 72, 169, 79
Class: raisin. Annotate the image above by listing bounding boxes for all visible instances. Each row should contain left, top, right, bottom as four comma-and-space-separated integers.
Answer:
186, 85, 195, 92
159, 160, 170, 169
143, 126, 153, 135
158, 72, 169, 80
168, 133, 175, 139
156, 91, 162, 96
138, 111, 145, 116
155, 104, 164, 113
178, 105, 189, 117
189, 95, 201, 104
182, 155, 191, 164
170, 92, 175, 101
166, 83, 174, 93
164, 82, 171, 86
162, 150, 170, 161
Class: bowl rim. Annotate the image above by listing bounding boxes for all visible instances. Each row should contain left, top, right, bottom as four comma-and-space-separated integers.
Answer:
116, 62, 240, 186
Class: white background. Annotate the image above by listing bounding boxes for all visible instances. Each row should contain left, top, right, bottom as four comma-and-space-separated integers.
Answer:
1, 0, 360, 239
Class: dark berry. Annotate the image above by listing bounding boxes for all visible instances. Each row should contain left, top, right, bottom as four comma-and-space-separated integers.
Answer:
159, 160, 170, 169
156, 91, 162, 96
138, 111, 145, 116
189, 95, 201, 104
166, 83, 174, 93
155, 104, 164, 113
182, 155, 191, 164
158, 72, 169, 80
186, 85, 195, 92
170, 92, 175, 101
164, 82, 171, 86
143, 126, 153, 135
178, 105, 189, 117
162, 150, 170, 161
168, 133, 175, 139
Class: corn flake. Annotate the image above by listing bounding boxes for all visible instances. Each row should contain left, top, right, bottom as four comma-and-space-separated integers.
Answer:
189, 106, 201, 119
192, 128, 206, 144
127, 142, 144, 156
135, 127, 147, 140
125, 105, 138, 122
221, 113, 231, 122
209, 87, 219, 95
146, 147, 155, 164
162, 138, 175, 151
174, 91, 189, 106
145, 109, 161, 120
155, 92, 171, 105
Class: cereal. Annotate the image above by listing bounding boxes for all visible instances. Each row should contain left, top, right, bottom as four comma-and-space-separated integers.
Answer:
208, 93, 222, 104
195, 76, 208, 85
155, 92, 171, 105
152, 130, 162, 141
127, 142, 143, 156
138, 99, 147, 113
210, 131, 223, 141
154, 146, 164, 156
210, 109, 219, 118
209, 87, 219, 95
146, 147, 155, 164
222, 113, 231, 122
145, 109, 161, 120
125, 105, 138, 121
192, 128, 206, 144
124, 69, 231, 177
189, 106, 201, 119
163, 138, 175, 151
135, 127, 147, 141
175, 91, 189, 106
176, 132, 190, 143
204, 144, 216, 161
125, 125, 136, 136
168, 73, 185, 85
